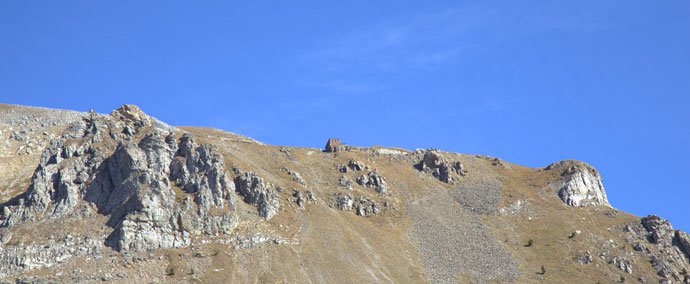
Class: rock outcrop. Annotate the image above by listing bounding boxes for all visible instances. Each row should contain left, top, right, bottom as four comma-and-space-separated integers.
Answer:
170, 133, 237, 211
546, 160, 609, 207
353, 197, 380, 217
333, 193, 380, 217
356, 171, 389, 194
339, 176, 352, 190
0, 105, 239, 252
334, 193, 354, 211
641, 215, 677, 246
234, 172, 280, 219
609, 256, 633, 274
283, 168, 306, 185
415, 149, 465, 184
292, 189, 315, 208
0, 234, 103, 276
339, 159, 366, 173
625, 215, 690, 283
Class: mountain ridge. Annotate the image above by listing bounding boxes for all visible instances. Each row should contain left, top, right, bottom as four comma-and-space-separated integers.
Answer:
0, 103, 688, 283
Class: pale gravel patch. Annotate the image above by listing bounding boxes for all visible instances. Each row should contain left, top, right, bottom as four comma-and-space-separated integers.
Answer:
407, 178, 518, 283
0, 104, 86, 125
450, 177, 502, 215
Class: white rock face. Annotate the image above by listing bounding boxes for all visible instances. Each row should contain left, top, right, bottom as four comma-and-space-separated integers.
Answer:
547, 160, 610, 207
559, 169, 608, 206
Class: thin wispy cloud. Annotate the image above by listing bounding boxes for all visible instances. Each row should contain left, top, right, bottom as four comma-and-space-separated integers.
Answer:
295, 79, 385, 95
299, 11, 474, 73
299, 3, 613, 76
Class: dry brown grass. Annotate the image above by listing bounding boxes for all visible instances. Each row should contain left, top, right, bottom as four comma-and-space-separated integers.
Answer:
0, 109, 665, 283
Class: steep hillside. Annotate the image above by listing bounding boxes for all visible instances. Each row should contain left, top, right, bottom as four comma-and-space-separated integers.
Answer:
0, 103, 688, 284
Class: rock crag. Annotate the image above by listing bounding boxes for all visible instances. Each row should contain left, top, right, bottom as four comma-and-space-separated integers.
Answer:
546, 160, 610, 207
415, 149, 466, 184
1, 105, 238, 253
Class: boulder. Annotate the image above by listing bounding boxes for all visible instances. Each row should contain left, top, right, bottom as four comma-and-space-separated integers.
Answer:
354, 197, 380, 217
334, 193, 353, 211
293, 189, 305, 207
339, 176, 352, 190
609, 256, 633, 274
283, 168, 306, 185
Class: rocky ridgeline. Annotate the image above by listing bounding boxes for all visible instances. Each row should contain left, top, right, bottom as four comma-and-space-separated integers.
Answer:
0, 105, 240, 252
624, 215, 690, 283
546, 160, 610, 207
415, 149, 466, 184
2, 105, 689, 283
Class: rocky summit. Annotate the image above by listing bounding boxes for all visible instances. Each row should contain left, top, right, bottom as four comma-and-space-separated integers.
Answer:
0, 103, 688, 284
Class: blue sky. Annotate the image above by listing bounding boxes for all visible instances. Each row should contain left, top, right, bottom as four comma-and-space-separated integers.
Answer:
1, 1, 688, 231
